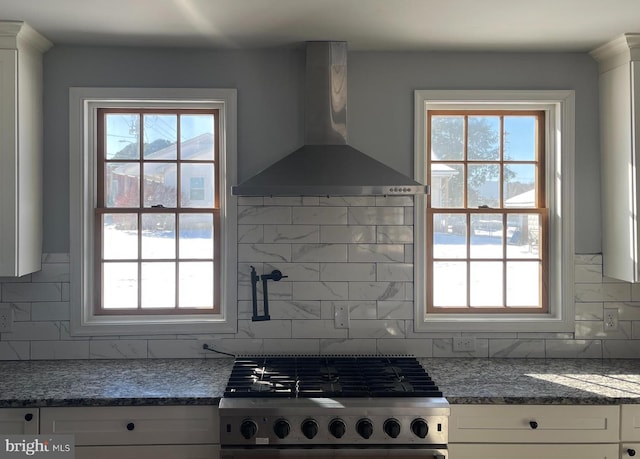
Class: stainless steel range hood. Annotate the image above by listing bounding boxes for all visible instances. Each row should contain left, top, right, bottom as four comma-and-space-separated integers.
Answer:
231, 41, 427, 197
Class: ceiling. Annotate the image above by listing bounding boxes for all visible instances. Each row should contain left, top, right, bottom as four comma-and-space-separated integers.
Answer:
1, 0, 639, 52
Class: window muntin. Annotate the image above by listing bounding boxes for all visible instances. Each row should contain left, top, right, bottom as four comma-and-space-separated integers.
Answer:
96, 108, 220, 315
427, 110, 547, 314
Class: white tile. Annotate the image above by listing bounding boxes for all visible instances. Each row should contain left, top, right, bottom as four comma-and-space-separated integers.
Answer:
349, 282, 406, 301
404, 245, 414, 263
264, 197, 304, 206
1, 283, 62, 302
31, 302, 70, 321
238, 206, 291, 224
31, 341, 90, 359
237, 197, 264, 206
238, 244, 291, 262
292, 244, 348, 262
292, 282, 349, 300
602, 282, 632, 301
0, 342, 30, 360
238, 225, 264, 243
544, 340, 602, 358
348, 244, 405, 262
348, 320, 406, 339
376, 338, 432, 357
90, 340, 148, 359
293, 207, 347, 224
575, 302, 603, 321
42, 253, 70, 263
603, 339, 640, 358
433, 338, 490, 358
302, 197, 320, 206
376, 196, 414, 207
320, 226, 376, 243
236, 319, 292, 339
1, 303, 30, 321
32, 263, 70, 283
574, 254, 602, 265
574, 283, 603, 302
574, 263, 602, 283
203, 338, 264, 357
319, 338, 376, 355
575, 320, 632, 339
5, 321, 60, 341
265, 300, 322, 320
61, 283, 70, 302
376, 263, 413, 281
263, 263, 320, 281
319, 196, 375, 207
377, 301, 413, 319
147, 339, 203, 358
377, 226, 413, 243
264, 225, 319, 243
404, 208, 414, 225
0, 274, 31, 283
348, 301, 378, 319
488, 339, 545, 358
319, 263, 375, 281
618, 302, 640, 320
292, 320, 347, 339
263, 339, 320, 354
348, 207, 404, 225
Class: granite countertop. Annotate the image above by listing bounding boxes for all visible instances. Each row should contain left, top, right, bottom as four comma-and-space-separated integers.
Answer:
0, 358, 639, 408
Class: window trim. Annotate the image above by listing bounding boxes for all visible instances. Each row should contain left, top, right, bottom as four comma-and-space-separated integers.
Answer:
414, 90, 575, 332
70, 87, 238, 336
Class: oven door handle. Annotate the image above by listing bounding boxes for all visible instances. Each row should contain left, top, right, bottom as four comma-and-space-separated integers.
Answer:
220, 448, 447, 458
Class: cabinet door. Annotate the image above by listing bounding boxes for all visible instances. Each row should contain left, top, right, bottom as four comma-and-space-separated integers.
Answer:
0, 408, 38, 434
449, 443, 618, 458
450, 404, 619, 443
622, 405, 640, 441
75, 445, 219, 459
40, 406, 218, 446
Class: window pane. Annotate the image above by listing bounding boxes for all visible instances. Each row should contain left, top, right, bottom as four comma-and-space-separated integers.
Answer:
103, 213, 138, 259
106, 163, 140, 207
468, 116, 500, 161
505, 213, 541, 258
179, 214, 214, 259
470, 261, 503, 307
103, 262, 138, 309
143, 114, 177, 159
143, 163, 177, 208
431, 163, 464, 208
141, 262, 175, 308
507, 261, 540, 307
430, 115, 463, 160
433, 213, 467, 259
181, 164, 214, 208
504, 164, 536, 207
468, 164, 499, 208
504, 116, 536, 161
433, 262, 467, 307
142, 213, 176, 259
470, 214, 503, 258
179, 262, 214, 308
181, 114, 215, 160
105, 114, 139, 160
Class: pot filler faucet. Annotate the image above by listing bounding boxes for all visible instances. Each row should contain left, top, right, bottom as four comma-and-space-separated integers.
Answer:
250, 266, 288, 321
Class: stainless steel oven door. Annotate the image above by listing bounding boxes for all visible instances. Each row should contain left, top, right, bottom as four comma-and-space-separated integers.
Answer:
220, 447, 447, 458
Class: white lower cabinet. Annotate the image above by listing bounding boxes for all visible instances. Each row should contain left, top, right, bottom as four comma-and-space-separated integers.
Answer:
449, 404, 620, 459
40, 405, 219, 459
621, 405, 640, 458
0, 408, 38, 434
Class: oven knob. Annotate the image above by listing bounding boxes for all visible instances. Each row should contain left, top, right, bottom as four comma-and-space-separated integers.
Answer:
384, 418, 401, 438
301, 419, 319, 439
273, 419, 291, 439
240, 420, 258, 440
356, 418, 374, 439
329, 418, 346, 438
411, 418, 429, 438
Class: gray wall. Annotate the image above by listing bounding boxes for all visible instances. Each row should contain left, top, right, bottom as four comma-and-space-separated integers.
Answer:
43, 46, 600, 253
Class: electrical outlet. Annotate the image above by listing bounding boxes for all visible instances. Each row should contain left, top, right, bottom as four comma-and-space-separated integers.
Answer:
453, 336, 476, 352
604, 309, 618, 331
334, 304, 350, 329
0, 306, 13, 333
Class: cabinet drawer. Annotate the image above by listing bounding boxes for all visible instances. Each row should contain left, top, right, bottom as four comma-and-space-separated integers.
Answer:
0, 408, 38, 434
40, 406, 218, 446
449, 443, 618, 459
622, 405, 640, 441
622, 443, 640, 458
450, 405, 619, 443
75, 445, 220, 459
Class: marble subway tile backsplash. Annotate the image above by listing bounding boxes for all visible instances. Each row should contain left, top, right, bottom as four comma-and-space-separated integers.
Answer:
2, 202, 640, 359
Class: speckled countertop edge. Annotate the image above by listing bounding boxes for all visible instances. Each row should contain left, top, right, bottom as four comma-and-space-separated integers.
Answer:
0, 358, 639, 407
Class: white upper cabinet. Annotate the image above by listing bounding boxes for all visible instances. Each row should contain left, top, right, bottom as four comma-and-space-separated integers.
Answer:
0, 21, 52, 277
592, 34, 640, 282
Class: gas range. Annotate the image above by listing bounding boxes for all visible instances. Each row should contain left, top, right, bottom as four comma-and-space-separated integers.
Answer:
218, 356, 449, 456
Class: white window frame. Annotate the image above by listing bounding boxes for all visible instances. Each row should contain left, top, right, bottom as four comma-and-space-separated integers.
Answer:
414, 90, 575, 332
69, 87, 238, 335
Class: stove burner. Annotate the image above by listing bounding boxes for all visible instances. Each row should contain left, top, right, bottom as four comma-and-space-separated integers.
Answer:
223, 356, 443, 398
